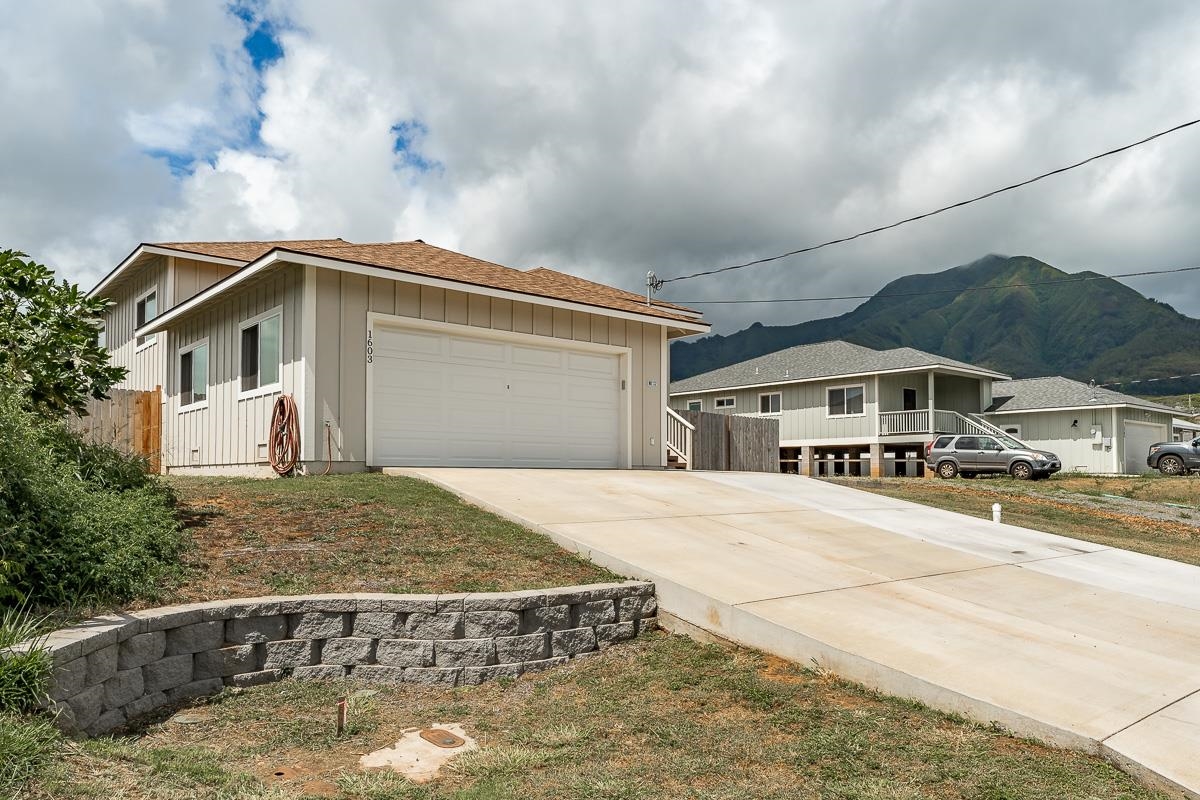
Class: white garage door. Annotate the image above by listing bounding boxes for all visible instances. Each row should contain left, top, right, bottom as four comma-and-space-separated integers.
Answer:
1124, 421, 1168, 474
370, 322, 623, 468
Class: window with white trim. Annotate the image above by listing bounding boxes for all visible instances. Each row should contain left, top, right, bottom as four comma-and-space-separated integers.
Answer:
827, 384, 865, 417
686, 400, 702, 412
179, 340, 209, 409
759, 392, 781, 414
135, 288, 157, 348
95, 323, 106, 350
715, 396, 736, 410
239, 308, 282, 397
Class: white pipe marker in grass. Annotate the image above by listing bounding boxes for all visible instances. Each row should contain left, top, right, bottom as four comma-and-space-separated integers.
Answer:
992, 503, 1002, 524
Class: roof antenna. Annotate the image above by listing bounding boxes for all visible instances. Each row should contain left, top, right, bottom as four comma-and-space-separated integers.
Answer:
645, 270, 663, 306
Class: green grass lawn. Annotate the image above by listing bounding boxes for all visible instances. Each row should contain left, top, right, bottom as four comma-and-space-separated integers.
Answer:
134, 473, 618, 609
821, 474, 1200, 565
27, 633, 1162, 800
8, 472, 1176, 799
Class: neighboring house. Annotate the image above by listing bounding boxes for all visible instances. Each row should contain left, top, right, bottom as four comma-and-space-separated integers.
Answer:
1174, 418, 1200, 442
668, 340, 1011, 477
978, 377, 1177, 474
89, 239, 708, 474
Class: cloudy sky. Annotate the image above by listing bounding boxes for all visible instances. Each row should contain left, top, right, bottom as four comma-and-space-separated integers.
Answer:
3, 0, 1199, 333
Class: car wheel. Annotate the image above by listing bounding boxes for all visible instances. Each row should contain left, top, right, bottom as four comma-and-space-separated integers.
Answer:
1159, 455, 1185, 476
1010, 461, 1034, 480
937, 461, 959, 479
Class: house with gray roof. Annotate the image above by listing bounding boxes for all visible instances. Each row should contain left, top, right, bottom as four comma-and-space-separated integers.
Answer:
669, 341, 1012, 477
981, 376, 1178, 474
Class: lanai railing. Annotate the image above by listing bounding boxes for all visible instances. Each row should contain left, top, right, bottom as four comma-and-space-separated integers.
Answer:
665, 407, 695, 469
878, 409, 1003, 438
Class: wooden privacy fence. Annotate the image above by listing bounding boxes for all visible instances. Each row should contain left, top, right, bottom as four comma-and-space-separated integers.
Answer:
71, 387, 162, 473
682, 410, 779, 472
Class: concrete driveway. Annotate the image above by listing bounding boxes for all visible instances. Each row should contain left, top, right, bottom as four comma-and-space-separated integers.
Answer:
400, 468, 1200, 797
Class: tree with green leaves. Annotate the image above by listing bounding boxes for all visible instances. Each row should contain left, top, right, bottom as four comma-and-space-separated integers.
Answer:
0, 250, 126, 416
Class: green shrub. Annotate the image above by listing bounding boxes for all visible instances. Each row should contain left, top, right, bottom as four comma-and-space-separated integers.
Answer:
0, 607, 50, 714
0, 388, 185, 608
0, 712, 61, 795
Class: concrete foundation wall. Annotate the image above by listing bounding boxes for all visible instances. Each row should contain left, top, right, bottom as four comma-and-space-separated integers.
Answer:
13, 583, 657, 737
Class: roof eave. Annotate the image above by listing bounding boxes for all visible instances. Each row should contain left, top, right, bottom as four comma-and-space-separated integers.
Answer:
136, 248, 710, 337
669, 362, 1008, 397
88, 244, 246, 298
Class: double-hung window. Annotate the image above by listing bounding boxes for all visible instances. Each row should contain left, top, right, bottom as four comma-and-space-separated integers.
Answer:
827, 384, 865, 417
135, 288, 158, 348
759, 392, 782, 414
239, 308, 282, 397
179, 340, 209, 409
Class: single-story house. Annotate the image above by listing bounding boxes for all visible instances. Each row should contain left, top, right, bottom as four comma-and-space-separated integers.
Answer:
979, 377, 1177, 474
90, 239, 708, 474
668, 340, 1011, 477
1174, 417, 1200, 442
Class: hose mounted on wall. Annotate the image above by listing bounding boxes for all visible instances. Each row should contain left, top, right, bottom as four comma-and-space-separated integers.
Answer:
268, 394, 301, 475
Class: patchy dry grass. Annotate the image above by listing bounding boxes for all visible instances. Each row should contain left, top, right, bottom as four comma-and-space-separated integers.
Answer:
127, 473, 618, 608
822, 474, 1200, 565
27, 633, 1163, 800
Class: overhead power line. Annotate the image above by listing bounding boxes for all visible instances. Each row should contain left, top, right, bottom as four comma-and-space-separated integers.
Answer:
665, 264, 1200, 304
1099, 372, 1200, 389
657, 116, 1200, 286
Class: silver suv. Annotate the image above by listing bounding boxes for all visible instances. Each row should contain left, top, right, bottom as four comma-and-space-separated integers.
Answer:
925, 434, 1061, 480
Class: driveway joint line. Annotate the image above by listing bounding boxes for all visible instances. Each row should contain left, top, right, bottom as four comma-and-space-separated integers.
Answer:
1100, 685, 1200, 743
732, 549, 1105, 608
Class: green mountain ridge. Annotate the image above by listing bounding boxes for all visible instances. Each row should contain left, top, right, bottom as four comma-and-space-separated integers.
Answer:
670, 255, 1200, 395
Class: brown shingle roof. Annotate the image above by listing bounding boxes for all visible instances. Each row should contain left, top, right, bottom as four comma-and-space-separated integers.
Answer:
152, 239, 350, 262
276, 241, 702, 324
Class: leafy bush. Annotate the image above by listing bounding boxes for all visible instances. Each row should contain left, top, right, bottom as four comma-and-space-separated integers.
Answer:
0, 607, 50, 714
0, 388, 184, 607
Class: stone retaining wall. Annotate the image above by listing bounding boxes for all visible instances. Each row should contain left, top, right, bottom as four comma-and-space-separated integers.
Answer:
14, 582, 656, 737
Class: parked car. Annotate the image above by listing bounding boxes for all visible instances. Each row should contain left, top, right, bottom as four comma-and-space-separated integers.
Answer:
1147, 437, 1200, 475
925, 434, 1062, 480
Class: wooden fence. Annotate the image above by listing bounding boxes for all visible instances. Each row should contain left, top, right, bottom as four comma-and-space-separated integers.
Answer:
682, 410, 779, 472
71, 387, 162, 473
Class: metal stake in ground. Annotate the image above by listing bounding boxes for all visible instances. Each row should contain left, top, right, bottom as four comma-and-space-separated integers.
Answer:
336, 697, 347, 736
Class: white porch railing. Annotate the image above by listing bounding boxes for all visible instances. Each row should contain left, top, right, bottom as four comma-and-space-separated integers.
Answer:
879, 409, 999, 437
666, 407, 695, 469
878, 409, 929, 435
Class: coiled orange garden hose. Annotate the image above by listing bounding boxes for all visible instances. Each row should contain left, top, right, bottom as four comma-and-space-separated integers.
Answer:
268, 394, 301, 475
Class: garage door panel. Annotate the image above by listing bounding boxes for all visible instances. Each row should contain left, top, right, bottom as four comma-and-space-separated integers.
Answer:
511, 345, 564, 370
567, 351, 619, 377
371, 323, 623, 468
448, 337, 507, 364
1125, 422, 1167, 474
376, 330, 443, 359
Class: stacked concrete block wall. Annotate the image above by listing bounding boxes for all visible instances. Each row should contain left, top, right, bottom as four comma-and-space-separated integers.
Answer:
9, 582, 656, 737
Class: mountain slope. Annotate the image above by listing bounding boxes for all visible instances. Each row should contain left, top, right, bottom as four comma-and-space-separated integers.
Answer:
670, 255, 1200, 394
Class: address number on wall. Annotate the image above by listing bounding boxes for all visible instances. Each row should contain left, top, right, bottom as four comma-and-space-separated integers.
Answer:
366, 329, 374, 364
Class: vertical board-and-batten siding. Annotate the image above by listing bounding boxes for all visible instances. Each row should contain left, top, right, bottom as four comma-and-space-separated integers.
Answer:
671, 378, 879, 443
164, 267, 304, 469
104, 255, 170, 392
313, 270, 667, 468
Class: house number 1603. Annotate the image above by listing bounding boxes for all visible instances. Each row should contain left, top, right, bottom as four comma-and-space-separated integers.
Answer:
366, 329, 374, 363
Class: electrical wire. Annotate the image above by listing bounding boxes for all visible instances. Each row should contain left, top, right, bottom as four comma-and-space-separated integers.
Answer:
1098, 372, 1200, 389
665, 264, 1200, 304
658, 117, 1200, 285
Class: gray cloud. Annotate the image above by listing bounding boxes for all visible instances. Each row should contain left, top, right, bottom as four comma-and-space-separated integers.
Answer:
2, 0, 1198, 337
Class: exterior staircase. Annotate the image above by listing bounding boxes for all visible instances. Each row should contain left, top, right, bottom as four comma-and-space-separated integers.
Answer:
665, 407, 694, 470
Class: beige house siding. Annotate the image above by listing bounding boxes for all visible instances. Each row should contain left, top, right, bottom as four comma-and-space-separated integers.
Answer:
671, 378, 879, 443
103, 255, 170, 392
163, 266, 304, 470
311, 269, 668, 469
172, 257, 239, 305
981, 407, 1173, 474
